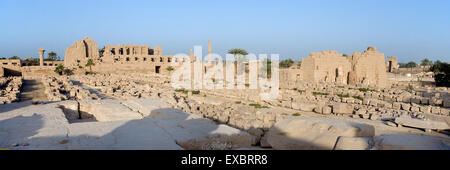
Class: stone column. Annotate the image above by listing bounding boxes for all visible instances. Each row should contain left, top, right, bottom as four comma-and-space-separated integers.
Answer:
38, 48, 45, 66
208, 40, 212, 55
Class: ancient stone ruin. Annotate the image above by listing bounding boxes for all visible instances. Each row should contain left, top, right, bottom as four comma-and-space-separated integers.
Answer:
0, 37, 449, 150
299, 47, 388, 88
65, 36, 100, 67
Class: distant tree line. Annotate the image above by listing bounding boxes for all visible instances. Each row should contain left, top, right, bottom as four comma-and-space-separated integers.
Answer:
0, 51, 63, 61
398, 58, 434, 68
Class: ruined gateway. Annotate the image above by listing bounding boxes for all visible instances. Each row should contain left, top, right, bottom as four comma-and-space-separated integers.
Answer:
0, 37, 449, 150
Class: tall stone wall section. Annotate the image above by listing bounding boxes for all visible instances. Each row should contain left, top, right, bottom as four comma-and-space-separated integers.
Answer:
299, 51, 351, 84
349, 47, 387, 88
65, 36, 99, 68
298, 47, 388, 88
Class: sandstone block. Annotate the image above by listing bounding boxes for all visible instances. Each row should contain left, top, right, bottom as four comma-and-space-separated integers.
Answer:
332, 103, 354, 114
395, 116, 450, 130
266, 118, 375, 150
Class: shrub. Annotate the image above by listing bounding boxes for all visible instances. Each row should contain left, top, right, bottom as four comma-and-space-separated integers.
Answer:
313, 92, 329, 96
292, 113, 301, 116
166, 66, 174, 72
249, 103, 270, 109
54, 64, 65, 75
353, 96, 363, 101
337, 93, 350, 98
175, 89, 188, 94
358, 88, 375, 92
405, 84, 414, 91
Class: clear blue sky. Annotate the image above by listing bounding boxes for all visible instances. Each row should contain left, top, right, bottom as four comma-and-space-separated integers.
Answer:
0, 0, 449, 63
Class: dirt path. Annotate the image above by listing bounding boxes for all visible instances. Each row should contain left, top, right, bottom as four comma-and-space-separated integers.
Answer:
19, 78, 48, 102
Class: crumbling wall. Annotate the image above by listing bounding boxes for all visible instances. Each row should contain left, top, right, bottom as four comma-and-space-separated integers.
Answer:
349, 47, 388, 88
386, 56, 399, 73
299, 51, 351, 84
298, 47, 388, 88
65, 37, 99, 68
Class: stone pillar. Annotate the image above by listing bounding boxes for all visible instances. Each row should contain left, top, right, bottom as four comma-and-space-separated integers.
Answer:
208, 40, 212, 55
38, 48, 45, 66
208, 40, 212, 63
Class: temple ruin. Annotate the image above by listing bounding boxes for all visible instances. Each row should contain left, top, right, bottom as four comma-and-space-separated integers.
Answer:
386, 56, 399, 73
298, 47, 388, 88
64, 37, 99, 67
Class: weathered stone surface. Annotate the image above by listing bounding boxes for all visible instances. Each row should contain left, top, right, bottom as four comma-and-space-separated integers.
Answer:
57, 100, 79, 121
149, 108, 253, 150
121, 98, 171, 117
395, 116, 450, 130
293, 102, 316, 112
266, 118, 375, 150
322, 106, 332, 115
332, 103, 354, 114
373, 134, 450, 150
443, 98, 450, 108
79, 99, 143, 122
334, 137, 374, 150
0, 99, 253, 150
65, 37, 99, 67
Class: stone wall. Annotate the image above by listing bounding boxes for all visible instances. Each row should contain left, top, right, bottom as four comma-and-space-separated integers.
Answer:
386, 56, 399, 73
65, 36, 99, 68
298, 47, 388, 88
349, 47, 388, 88
299, 51, 352, 84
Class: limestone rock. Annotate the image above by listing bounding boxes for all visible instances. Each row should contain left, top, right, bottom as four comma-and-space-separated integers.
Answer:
334, 137, 374, 150
65, 37, 99, 67
373, 134, 450, 150
79, 99, 142, 122
266, 117, 375, 150
332, 103, 354, 114
395, 116, 450, 130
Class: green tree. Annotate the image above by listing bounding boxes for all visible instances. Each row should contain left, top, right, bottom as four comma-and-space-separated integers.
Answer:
9, 56, 20, 60
85, 59, 95, 72
429, 61, 450, 87
228, 48, 249, 76
405, 62, 417, 68
279, 59, 294, 68
421, 58, 431, 66
405, 61, 417, 73
47, 51, 57, 61
54, 64, 65, 75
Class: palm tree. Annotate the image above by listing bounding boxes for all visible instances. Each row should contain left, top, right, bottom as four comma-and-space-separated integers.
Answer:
85, 59, 95, 73
228, 48, 248, 77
